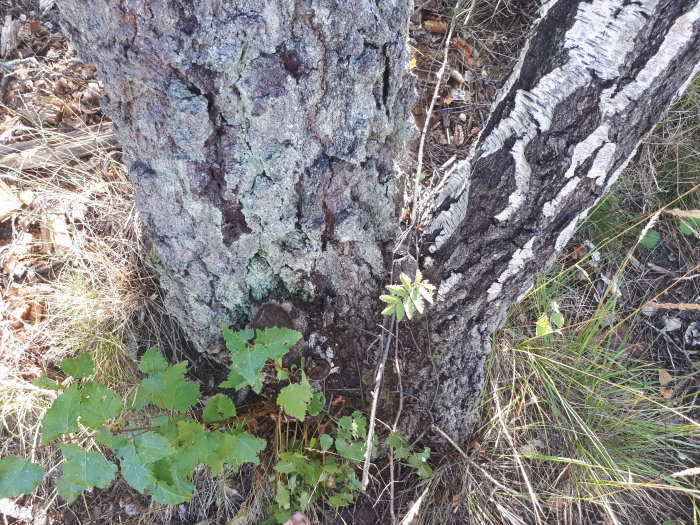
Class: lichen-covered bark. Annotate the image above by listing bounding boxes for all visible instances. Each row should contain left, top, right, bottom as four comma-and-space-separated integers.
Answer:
400, 0, 700, 444
57, 0, 414, 351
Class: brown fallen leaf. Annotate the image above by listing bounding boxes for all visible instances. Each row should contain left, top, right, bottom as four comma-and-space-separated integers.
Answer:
546, 495, 567, 509
423, 19, 448, 34
659, 369, 673, 399
453, 37, 477, 66
399, 205, 411, 222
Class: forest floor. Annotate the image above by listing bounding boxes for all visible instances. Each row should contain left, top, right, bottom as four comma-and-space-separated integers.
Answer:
1, 1, 699, 524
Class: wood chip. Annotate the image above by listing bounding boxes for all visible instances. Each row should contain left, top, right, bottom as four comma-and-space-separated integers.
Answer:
0, 15, 22, 57
423, 19, 448, 34
0, 178, 22, 219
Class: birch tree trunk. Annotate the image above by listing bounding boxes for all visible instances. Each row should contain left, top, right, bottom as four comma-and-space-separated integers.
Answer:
402, 0, 700, 442
57, 0, 700, 445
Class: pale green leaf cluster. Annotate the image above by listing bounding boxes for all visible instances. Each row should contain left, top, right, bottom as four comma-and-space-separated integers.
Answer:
380, 269, 435, 321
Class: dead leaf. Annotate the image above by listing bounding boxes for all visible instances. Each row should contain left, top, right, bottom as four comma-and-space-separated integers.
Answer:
453, 38, 476, 66
659, 369, 673, 399
19, 190, 35, 205
569, 245, 587, 260
546, 496, 567, 509
423, 19, 448, 34
0, 179, 22, 219
408, 58, 417, 70
400, 205, 411, 222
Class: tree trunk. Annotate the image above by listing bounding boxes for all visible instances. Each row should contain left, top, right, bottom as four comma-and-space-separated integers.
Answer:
402, 0, 700, 443
57, 0, 414, 352
57, 0, 700, 445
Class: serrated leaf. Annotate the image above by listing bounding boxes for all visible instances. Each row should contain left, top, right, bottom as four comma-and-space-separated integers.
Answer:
0, 456, 44, 498
386, 433, 410, 460
59, 443, 116, 489
385, 285, 406, 296
640, 229, 660, 249
228, 430, 266, 468
381, 304, 396, 316
56, 476, 85, 503
134, 362, 201, 411
277, 374, 312, 420
418, 285, 434, 304
32, 376, 61, 390
116, 441, 154, 492
221, 325, 255, 353
219, 368, 249, 390
307, 392, 325, 416
379, 294, 399, 304
194, 431, 235, 475
536, 314, 553, 337
407, 447, 432, 477
164, 362, 201, 411
147, 459, 195, 504
276, 479, 291, 509
138, 346, 168, 375
320, 434, 333, 451
395, 300, 405, 321
256, 326, 303, 361
399, 273, 412, 288
203, 393, 236, 422
79, 381, 121, 428
60, 353, 94, 378
176, 420, 205, 444
41, 384, 81, 442
403, 295, 414, 320
135, 431, 175, 464
227, 345, 267, 393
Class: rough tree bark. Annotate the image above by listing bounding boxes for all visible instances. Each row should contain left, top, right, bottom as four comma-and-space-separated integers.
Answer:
57, 0, 415, 352
58, 0, 700, 445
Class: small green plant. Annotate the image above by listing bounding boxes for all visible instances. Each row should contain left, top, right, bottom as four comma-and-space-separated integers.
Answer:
0, 325, 431, 523
380, 269, 435, 321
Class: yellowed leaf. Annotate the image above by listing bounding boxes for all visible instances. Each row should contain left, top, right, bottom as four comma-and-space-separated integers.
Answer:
408, 58, 417, 70
659, 369, 673, 399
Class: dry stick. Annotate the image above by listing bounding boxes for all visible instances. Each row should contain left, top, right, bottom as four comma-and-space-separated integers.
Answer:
361, 316, 395, 491
411, 0, 476, 222
388, 321, 404, 524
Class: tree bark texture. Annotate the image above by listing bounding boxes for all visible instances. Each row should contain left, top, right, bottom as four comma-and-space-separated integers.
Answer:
58, 0, 414, 352
57, 0, 700, 446
403, 0, 700, 443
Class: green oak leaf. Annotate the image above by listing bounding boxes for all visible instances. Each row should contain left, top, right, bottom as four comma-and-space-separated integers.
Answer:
60, 353, 94, 378
59, 443, 116, 490
203, 393, 236, 422
277, 374, 312, 420
41, 384, 81, 442
221, 325, 254, 353
79, 381, 121, 428
138, 346, 169, 375
255, 326, 302, 361
0, 456, 44, 498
